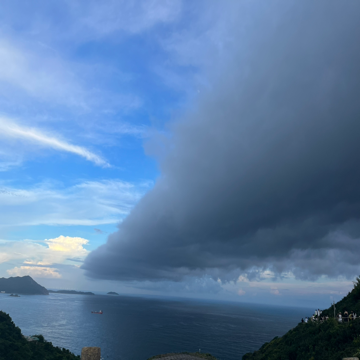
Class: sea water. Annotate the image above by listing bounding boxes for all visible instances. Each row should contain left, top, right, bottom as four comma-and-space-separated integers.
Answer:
0, 293, 310, 360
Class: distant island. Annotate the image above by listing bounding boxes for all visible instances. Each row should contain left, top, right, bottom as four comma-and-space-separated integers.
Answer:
0, 276, 96, 296
0, 276, 49, 295
107, 291, 119, 295
9, 294, 20, 297
48, 290, 95, 295
243, 277, 360, 360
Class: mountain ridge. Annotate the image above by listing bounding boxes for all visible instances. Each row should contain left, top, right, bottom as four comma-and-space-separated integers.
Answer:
0, 276, 48, 295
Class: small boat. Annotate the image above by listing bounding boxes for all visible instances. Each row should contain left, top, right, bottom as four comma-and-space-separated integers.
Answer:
91, 310, 103, 314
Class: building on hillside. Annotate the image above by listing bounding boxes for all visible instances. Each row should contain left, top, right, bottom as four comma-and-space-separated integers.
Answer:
24, 336, 39, 342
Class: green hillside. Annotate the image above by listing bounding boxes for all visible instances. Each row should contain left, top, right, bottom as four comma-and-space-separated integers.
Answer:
0, 311, 79, 360
321, 277, 360, 318
243, 278, 360, 360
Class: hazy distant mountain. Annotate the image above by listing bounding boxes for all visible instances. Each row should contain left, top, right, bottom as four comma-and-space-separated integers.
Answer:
107, 291, 119, 295
0, 276, 49, 295
48, 290, 94, 295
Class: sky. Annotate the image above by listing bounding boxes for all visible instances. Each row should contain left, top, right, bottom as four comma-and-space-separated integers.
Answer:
1, 0, 360, 308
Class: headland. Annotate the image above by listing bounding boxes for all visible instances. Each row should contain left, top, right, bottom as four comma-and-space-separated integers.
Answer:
0, 275, 49, 295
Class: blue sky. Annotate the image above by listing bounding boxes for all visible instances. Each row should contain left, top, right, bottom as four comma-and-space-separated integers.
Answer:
0, 0, 223, 290
0, 0, 186, 279
0, 0, 358, 309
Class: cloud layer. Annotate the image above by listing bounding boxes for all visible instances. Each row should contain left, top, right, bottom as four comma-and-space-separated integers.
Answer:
75, 0, 182, 36
2, 235, 90, 279
0, 180, 149, 228
0, 117, 108, 166
82, 1, 360, 283
8, 266, 62, 278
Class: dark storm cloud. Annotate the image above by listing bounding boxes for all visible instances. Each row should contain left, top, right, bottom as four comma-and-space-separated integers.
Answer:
83, 0, 360, 282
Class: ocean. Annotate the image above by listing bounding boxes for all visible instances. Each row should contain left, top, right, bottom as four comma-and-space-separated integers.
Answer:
0, 293, 311, 360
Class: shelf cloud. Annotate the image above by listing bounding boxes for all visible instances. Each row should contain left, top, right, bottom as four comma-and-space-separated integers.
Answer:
83, 1, 360, 283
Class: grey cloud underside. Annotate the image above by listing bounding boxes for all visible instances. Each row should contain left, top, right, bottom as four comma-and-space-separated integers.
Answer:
83, 1, 360, 282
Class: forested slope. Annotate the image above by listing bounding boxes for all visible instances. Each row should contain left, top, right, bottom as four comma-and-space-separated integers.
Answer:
0, 311, 79, 360
243, 278, 360, 360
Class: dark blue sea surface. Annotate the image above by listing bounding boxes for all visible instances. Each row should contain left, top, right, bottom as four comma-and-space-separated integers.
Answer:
0, 293, 311, 360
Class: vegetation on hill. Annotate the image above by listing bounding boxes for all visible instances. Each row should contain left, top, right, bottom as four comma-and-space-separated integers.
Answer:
0, 276, 48, 295
321, 276, 360, 317
0, 311, 79, 360
243, 278, 360, 360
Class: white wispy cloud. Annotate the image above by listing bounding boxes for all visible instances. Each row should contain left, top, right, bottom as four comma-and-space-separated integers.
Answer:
0, 117, 108, 166
0, 179, 151, 228
72, 0, 182, 36
0, 37, 143, 118
0, 158, 23, 172
0, 39, 86, 108
7, 266, 62, 279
